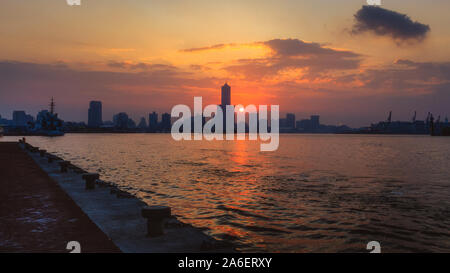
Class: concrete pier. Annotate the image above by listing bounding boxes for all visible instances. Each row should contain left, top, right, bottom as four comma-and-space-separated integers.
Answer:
16, 142, 233, 253
0, 142, 120, 253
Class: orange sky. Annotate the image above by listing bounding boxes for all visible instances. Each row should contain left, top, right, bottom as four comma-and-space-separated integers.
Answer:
1, 0, 449, 126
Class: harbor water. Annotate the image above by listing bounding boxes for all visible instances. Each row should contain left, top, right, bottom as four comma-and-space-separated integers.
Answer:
3, 134, 449, 252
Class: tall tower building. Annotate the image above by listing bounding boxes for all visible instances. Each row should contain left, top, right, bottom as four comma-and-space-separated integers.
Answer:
88, 101, 102, 128
221, 83, 231, 106
220, 83, 231, 133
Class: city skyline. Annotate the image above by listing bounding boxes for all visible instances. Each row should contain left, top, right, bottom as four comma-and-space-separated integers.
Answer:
1, 94, 447, 128
2, 83, 447, 134
1, 82, 448, 130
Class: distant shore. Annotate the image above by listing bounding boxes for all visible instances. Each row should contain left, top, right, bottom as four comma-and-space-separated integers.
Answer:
2, 131, 435, 136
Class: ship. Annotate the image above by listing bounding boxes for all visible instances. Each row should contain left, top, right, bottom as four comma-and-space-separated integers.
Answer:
31, 97, 65, 136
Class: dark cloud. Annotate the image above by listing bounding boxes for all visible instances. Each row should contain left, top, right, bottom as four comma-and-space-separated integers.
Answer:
181, 39, 362, 80
225, 38, 362, 80
352, 6, 430, 43
264, 39, 359, 58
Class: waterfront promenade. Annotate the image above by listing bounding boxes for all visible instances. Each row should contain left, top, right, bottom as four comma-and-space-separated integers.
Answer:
0, 142, 120, 252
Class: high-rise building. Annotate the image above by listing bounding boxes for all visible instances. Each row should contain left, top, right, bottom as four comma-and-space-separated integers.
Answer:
161, 113, 171, 132
0, 115, 8, 126
310, 115, 320, 130
286, 113, 296, 129
148, 112, 158, 131
88, 101, 102, 128
221, 83, 231, 106
280, 113, 296, 132
12, 111, 27, 126
113, 112, 129, 129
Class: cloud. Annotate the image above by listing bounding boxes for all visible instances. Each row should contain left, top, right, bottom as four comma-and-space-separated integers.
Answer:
179, 38, 362, 81
264, 39, 359, 58
0, 61, 218, 121
107, 61, 177, 71
394, 59, 416, 66
180, 43, 237, 53
352, 6, 430, 43
355, 59, 450, 95
225, 38, 362, 80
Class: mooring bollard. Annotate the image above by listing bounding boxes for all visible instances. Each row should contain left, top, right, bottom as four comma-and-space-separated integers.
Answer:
59, 161, 70, 173
82, 173, 99, 190
47, 154, 56, 163
39, 149, 47, 157
141, 206, 171, 237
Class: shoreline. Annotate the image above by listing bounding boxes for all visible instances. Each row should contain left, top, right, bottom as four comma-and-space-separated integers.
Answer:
2, 131, 438, 137
1, 141, 234, 253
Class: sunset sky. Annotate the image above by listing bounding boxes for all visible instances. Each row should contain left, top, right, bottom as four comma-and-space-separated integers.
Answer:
1, 0, 449, 127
